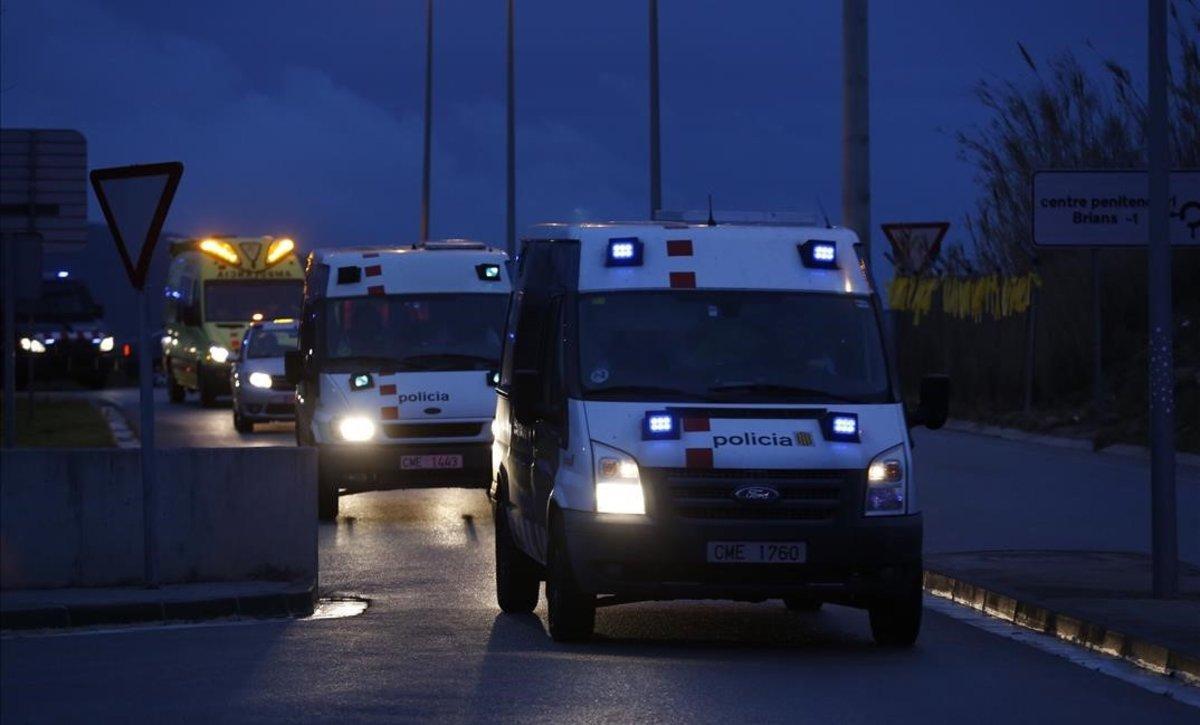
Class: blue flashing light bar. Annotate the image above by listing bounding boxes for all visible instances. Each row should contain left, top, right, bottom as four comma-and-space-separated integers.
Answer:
821, 412, 860, 442
476, 263, 502, 281
642, 410, 679, 440
798, 240, 838, 269
606, 237, 644, 267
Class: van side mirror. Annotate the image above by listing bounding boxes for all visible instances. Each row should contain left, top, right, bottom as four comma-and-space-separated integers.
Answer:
284, 350, 305, 385
908, 374, 950, 430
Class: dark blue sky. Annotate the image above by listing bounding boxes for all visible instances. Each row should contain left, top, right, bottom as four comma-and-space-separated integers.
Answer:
1, 0, 1149, 270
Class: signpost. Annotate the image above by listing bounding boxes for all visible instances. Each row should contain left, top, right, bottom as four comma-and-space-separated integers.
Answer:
90, 162, 183, 587
1032, 164, 1188, 598
2, 128, 87, 446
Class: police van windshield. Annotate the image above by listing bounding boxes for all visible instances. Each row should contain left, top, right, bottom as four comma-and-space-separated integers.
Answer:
577, 291, 891, 403
323, 293, 507, 371
204, 280, 303, 322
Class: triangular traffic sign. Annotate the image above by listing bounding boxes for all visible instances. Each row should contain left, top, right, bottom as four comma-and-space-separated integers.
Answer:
90, 162, 183, 290
881, 221, 949, 275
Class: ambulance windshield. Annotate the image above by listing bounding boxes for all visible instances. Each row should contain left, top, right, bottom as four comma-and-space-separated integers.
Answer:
323, 293, 507, 371
578, 291, 891, 403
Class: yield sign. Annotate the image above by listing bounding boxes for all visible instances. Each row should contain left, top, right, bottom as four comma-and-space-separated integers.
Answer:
881, 221, 949, 275
90, 162, 184, 289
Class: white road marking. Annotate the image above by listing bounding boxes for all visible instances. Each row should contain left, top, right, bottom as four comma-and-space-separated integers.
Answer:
925, 594, 1200, 708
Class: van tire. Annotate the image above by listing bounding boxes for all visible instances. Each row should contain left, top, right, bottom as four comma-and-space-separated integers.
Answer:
317, 470, 339, 521
494, 501, 540, 613
868, 570, 923, 647
783, 596, 823, 612
166, 361, 186, 403
546, 516, 595, 642
233, 408, 254, 434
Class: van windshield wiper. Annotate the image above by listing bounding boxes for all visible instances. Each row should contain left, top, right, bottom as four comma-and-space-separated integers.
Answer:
396, 353, 498, 371
585, 384, 712, 402
707, 382, 863, 404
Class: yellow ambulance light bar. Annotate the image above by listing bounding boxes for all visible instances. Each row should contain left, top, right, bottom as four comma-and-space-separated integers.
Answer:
265, 237, 295, 266
199, 238, 241, 266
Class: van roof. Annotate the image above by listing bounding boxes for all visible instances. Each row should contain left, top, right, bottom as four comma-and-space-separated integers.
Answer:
525, 222, 871, 295
309, 241, 510, 298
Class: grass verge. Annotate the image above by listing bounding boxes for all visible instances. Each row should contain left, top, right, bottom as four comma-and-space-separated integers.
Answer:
0, 396, 114, 447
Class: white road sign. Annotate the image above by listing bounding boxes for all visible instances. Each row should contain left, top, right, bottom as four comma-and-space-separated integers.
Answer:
90, 162, 183, 289
0, 129, 87, 250
1032, 170, 1200, 247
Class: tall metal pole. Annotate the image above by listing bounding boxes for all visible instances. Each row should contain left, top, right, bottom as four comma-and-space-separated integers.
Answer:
2, 237, 15, 448
1147, 0, 1177, 598
506, 0, 516, 259
138, 286, 158, 587
648, 0, 662, 219
842, 0, 871, 274
420, 0, 434, 241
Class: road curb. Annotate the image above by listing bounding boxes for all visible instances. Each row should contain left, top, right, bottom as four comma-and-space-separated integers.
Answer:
941, 419, 1200, 469
922, 570, 1200, 687
0, 585, 315, 631
94, 399, 138, 448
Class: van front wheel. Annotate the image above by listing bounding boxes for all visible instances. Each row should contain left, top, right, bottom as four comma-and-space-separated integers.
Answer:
545, 517, 595, 642
868, 570, 923, 647
494, 501, 540, 613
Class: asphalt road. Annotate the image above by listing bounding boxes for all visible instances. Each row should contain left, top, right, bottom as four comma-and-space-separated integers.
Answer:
4, 486, 1198, 723
94, 386, 295, 447
4, 390, 1195, 721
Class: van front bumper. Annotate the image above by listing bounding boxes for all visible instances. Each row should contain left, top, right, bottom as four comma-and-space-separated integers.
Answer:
319, 442, 492, 491
560, 509, 922, 605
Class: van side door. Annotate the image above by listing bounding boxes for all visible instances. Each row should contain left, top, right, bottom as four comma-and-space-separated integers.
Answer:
530, 297, 566, 546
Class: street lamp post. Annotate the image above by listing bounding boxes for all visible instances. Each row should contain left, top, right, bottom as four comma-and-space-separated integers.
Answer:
506, 0, 516, 259
420, 0, 434, 241
649, 0, 662, 219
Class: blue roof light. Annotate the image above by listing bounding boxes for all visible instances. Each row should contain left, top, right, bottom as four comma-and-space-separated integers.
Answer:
821, 412, 860, 442
606, 237, 644, 267
798, 240, 839, 269
642, 410, 679, 440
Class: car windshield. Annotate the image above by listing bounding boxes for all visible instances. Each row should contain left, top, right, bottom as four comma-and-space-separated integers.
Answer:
17, 280, 98, 322
246, 327, 299, 359
204, 280, 303, 323
323, 293, 507, 371
577, 291, 891, 403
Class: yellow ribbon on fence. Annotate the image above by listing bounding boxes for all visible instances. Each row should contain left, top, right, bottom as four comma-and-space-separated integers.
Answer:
889, 273, 1041, 324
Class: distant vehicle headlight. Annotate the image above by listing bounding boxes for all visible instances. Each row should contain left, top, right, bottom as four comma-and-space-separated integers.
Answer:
19, 337, 31, 351
27, 339, 46, 354
98, 336, 115, 352
248, 371, 273, 389
337, 416, 375, 442
209, 345, 230, 363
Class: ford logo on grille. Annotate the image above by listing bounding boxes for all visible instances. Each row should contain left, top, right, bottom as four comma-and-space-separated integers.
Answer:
732, 485, 780, 503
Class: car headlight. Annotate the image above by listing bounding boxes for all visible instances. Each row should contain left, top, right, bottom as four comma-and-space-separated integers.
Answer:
592, 442, 645, 515
19, 337, 31, 351
248, 371, 273, 389
26, 339, 46, 354
337, 416, 376, 442
208, 345, 230, 363
98, 336, 115, 352
865, 444, 907, 516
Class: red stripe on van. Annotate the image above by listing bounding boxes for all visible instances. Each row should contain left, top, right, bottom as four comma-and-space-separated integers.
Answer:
362, 253, 380, 258
379, 384, 397, 395
380, 406, 398, 420
666, 239, 693, 256
364, 264, 382, 277
682, 416, 710, 432
367, 285, 385, 296
669, 271, 696, 289
685, 448, 713, 469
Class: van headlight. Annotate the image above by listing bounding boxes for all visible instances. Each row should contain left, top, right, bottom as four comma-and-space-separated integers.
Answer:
337, 416, 376, 442
209, 345, 230, 363
248, 371, 273, 389
98, 336, 115, 352
865, 444, 906, 516
592, 442, 645, 515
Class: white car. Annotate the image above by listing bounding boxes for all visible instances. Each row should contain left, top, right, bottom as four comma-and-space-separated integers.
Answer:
231, 319, 300, 433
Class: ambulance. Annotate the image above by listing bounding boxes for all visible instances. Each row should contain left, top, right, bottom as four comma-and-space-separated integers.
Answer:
286, 240, 511, 520
163, 235, 304, 406
491, 219, 949, 645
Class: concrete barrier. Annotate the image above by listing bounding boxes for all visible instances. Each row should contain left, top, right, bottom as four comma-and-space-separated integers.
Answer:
1, 447, 317, 590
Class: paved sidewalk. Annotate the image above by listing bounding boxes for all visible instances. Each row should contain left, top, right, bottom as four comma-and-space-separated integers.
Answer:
925, 550, 1200, 683
1, 580, 315, 630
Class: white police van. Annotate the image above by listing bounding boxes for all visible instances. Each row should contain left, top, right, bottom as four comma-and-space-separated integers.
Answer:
286, 240, 511, 520
491, 220, 949, 644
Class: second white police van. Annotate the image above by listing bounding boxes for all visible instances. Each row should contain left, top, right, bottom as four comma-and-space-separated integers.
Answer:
492, 219, 949, 644
286, 240, 511, 520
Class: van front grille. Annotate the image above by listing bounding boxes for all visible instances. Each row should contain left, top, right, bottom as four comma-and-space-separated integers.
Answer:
383, 422, 484, 439
641, 467, 855, 522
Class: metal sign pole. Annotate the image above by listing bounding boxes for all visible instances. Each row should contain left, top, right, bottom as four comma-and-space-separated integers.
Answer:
420, 0, 434, 241
139, 284, 158, 587
1147, 0, 1177, 598
2, 238, 14, 448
